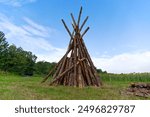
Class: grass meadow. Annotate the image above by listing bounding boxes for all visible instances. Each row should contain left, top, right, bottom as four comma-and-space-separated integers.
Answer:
0, 72, 150, 100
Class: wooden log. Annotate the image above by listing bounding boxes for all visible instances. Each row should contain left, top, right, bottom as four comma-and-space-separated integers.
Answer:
86, 64, 98, 86
68, 55, 74, 86
58, 56, 68, 77
79, 16, 88, 31
63, 58, 69, 85
73, 36, 77, 86
71, 13, 77, 27
78, 61, 86, 85
78, 36, 101, 86
79, 37, 98, 74
77, 52, 87, 86
52, 58, 66, 79
62, 19, 72, 37
51, 46, 72, 79
50, 65, 74, 85
71, 23, 76, 32
41, 59, 63, 83
87, 67, 94, 85
68, 39, 72, 51
57, 44, 74, 77
70, 72, 74, 86
78, 58, 86, 84
95, 73, 101, 86
78, 64, 83, 88
81, 27, 90, 38
83, 62, 92, 85
77, 6, 82, 27
53, 60, 63, 79
78, 36, 94, 67
51, 43, 72, 75
77, 40, 91, 85
50, 58, 86, 85
67, 31, 74, 51
78, 37, 90, 65
59, 57, 69, 85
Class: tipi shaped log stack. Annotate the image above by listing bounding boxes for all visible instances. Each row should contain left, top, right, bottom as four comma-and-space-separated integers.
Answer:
42, 7, 102, 87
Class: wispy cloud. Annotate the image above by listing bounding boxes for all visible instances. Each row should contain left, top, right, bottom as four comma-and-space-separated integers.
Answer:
93, 51, 150, 73
0, 13, 65, 62
0, 0, 37, 7
1, 13, 150, 73
23, 17, 51, 38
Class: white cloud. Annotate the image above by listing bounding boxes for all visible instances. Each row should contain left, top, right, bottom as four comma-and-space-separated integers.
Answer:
93, 51, 150, 73
1, 13, 150, 73
0, 0, 36, 7
23, 17, 53, 38
0, 13, 66, 62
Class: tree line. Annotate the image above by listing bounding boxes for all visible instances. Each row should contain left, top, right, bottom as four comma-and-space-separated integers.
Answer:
0, 31, 56, 76
0, 31, 106, 76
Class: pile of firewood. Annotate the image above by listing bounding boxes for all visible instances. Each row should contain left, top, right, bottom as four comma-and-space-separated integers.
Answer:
41, 7, 102, 87
126, 83, 150, 97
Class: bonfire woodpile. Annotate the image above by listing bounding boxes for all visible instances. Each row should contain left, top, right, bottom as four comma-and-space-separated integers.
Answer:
41, 7, 102, 87
126, 83, 150, 97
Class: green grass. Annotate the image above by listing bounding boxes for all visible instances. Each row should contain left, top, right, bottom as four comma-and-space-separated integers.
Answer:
0, 72, 150, 100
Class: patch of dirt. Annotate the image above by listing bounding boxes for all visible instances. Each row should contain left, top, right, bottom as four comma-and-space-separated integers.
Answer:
125, 83, 150, 98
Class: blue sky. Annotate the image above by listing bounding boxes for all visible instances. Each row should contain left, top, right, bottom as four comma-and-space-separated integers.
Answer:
0, 0, 150, 73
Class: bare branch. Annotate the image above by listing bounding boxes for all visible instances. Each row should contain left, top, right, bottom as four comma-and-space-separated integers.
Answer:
61, 19, 72, 37
81, 27, 90, 37
79, 16, 88, 31
77, 6, 82, 26
71, 13, 77, 26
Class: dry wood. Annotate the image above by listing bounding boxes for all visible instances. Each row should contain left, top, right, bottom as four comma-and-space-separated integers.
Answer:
61, 19, 72, 37
79, 36, 96, 84
80, 16, 89, 31
57, 56, 67, 76
81, 27, 90, 38
52, 61, 63, 79
67, 54, 73, 86
77, 6, 82, 26
78, 64, 83, 88
44, 7, 102, 87
125, 83, 150, 97
79, 37, 98, 77
41, 59, 62, 83
71, 13, 77, 27
64, 58, 69, 85
73, 36, 77, 86
49, 58, 86, 85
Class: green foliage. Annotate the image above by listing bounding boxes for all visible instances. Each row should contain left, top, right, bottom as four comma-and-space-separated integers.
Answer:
0, 31, 9, 69
97, 68, 107, 74
0, 31, 57, 76
0, 31, 37, 76
101, 72, 150, 82
34, 61, 56, 76
6, 45, 37, 75
0, 31, 9, 53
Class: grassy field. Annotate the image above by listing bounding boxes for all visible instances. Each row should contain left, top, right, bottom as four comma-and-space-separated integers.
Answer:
0, 72, 150, 100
